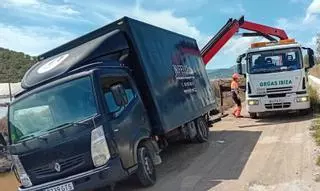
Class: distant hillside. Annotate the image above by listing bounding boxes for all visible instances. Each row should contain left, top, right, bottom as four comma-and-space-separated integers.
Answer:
0, 48, 37, 83
0, 46, 245, 82
207, 68, 234, 79
207, 64, 245, 80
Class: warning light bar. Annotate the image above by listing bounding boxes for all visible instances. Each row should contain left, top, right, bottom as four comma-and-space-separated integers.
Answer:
251, 39, 296, 48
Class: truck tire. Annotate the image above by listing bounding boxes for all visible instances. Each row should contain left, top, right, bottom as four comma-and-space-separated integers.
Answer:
299, 108, 310, 116
94, 185, 115, 191
249, 112, 257, 119
195, 117, 209, 143
136, 144, 156, 187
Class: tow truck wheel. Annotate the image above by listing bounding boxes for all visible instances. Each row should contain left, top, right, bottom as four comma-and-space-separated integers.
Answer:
299, 109, 311, 116
195, 117, 209, 143
136, 144, 156, 187
249, 112, 257, 119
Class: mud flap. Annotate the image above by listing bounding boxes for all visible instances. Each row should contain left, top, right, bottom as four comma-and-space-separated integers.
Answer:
210, 109, 220, 116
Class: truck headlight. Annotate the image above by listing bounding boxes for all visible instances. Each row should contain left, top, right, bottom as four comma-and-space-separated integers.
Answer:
11, 155, 33, 188
248, 100, 259, 105
296, 96, 309, 102
91, 126, 110, 167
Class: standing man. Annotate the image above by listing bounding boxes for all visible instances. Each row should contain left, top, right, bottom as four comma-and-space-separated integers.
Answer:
231, 73, 243, 118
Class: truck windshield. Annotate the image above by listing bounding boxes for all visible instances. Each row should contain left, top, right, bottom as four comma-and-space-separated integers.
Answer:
247, 48, 302, 74
8, 76, 97, 143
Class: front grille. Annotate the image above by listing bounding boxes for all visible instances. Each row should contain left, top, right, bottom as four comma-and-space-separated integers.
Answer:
267, 93, 286, 98
266, 86, 292, 93
30, 154, 86, 177
265, 102, 291, 109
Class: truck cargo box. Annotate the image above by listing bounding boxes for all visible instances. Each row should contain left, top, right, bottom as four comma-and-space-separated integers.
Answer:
28, 17, 217, 134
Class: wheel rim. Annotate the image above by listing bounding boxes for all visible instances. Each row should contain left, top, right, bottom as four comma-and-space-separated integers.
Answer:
144, 155, 154, 175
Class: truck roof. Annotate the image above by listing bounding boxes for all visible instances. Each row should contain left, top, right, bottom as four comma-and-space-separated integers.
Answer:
38, 17, 195, 60
21, 17, 196, 90
247, 42, 301, 53
20, 29, 129, 90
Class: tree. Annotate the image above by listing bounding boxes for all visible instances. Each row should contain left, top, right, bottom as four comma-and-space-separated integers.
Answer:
316, 34, 320, 64
0, 48, 37, 83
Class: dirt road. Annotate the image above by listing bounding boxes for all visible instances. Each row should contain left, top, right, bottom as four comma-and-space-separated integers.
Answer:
116, 110, 320, 191
2, 109, 320, 191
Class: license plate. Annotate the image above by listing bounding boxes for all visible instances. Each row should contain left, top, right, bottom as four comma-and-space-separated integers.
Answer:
44, 182, 74, 191
269, 99, 282, 104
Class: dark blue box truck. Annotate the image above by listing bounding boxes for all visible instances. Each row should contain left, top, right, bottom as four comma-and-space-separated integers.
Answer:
6, 17, 218, 191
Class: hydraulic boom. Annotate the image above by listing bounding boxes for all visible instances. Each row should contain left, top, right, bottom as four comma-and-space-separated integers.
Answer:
201, 16, 288, 65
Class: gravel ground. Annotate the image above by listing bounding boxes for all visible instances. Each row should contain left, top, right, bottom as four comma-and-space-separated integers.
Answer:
1, 108, 320, 191
116, 108, 320, 191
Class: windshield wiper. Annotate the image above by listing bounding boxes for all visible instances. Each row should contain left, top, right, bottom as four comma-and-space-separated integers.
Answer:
251, 69, 278, 74
19, 133, 47, 143
54, 121, 89, 130
41, 121, 90, 136
16, 121, 90, 144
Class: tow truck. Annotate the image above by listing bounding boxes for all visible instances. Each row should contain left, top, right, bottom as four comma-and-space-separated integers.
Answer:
200, 16, 315, 118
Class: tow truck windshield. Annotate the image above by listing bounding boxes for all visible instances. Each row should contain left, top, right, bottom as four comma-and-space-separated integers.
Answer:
247, 48, 302, 74
8, 76, 97, 143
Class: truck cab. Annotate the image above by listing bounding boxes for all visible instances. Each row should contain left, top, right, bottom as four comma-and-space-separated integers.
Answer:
8, 58, 157, 191
236, 39, 315, 118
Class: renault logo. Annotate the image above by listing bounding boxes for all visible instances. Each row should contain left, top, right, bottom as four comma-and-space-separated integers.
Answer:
54, 162, 61, 172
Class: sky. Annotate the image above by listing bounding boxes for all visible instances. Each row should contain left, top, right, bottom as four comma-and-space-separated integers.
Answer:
0, 0, 319, 69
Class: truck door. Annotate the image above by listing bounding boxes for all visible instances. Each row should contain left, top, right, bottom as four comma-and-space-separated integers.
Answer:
98, 74, 151, 169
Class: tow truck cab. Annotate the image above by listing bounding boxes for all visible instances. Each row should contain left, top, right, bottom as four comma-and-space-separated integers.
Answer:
236, 39, 315, 118
7, 17, 217, 191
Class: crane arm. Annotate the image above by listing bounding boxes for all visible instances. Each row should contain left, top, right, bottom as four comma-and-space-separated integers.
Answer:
200, 18, 240, 65
239, 18, 288, 40
200, 16, 289, 65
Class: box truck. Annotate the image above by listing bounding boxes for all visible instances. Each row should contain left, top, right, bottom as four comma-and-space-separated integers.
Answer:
6, 17, 218, 191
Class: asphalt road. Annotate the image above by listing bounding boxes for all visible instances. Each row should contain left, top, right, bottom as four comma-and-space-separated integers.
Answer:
116, 109, 320, 191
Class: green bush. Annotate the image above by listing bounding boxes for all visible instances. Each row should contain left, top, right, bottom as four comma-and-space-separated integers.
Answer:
309, 85, 320, 113
311, 114, 320, 166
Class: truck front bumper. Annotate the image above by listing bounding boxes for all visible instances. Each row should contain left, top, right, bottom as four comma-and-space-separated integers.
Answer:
247, 94, 310, 113
18, 157, 128, 191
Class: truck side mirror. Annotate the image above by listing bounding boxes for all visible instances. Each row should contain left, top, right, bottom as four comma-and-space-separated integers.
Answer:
236, 53, 245, 75
308, 48, 315, 68
110, 83, 128, 107
237, 63, 243, 75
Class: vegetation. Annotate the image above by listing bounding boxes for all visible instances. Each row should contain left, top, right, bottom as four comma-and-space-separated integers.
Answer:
309, 34, 320, 77
306, 33, 320, 167
309, 85, 320, 113
311, 117, 320, 143
207, 64, 245, 80
317, 156, 320, 167
309, 84, 320, 166
0, 47, 37, 83
310, 106, 320, 167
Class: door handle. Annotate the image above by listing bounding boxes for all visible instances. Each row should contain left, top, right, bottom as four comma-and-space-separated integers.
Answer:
113, 129, 119, 132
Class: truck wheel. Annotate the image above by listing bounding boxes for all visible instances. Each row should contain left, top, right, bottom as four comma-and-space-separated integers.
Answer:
249, 112, 257, 119
299, 109, 310, 116
94, 184, 115, 191
136, 144, 156, 187
195, 117, 209, 143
